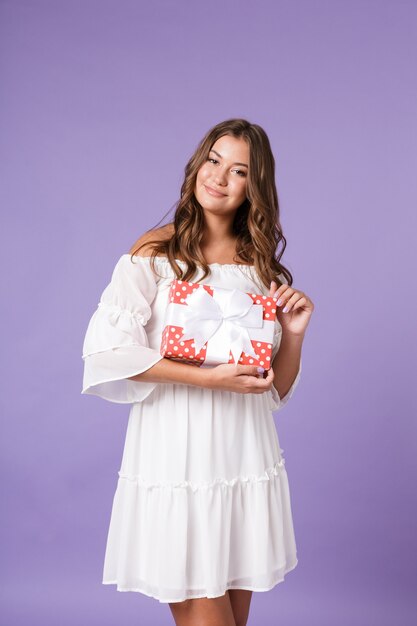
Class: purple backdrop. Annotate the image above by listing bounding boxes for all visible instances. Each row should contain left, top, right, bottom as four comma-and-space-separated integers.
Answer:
1, 0, 416, 624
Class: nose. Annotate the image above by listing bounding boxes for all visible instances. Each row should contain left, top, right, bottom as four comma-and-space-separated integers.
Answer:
214, 167, 227, 185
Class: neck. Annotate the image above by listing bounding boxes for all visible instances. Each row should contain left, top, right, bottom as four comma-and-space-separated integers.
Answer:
200, 212, 236, 247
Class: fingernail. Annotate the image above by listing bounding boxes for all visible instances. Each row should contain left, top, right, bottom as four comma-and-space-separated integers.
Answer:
257, 367, 265, 373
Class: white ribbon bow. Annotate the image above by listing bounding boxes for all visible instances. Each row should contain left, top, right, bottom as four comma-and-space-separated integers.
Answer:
176, 286, 264, 366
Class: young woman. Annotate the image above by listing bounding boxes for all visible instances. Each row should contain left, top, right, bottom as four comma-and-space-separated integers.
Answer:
81, 118, 314, 626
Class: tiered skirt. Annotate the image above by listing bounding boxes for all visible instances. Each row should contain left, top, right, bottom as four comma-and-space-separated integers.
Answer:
102, 382, 298, 603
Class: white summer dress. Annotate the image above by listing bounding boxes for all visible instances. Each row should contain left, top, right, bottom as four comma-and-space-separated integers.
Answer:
81, 254, 302, 604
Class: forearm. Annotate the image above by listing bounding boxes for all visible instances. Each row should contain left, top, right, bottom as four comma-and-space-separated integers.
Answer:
127, 357, 210, 388
272, 332, 304, 399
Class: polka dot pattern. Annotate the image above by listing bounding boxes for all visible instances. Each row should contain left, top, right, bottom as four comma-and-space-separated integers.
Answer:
160, 279, 277, 367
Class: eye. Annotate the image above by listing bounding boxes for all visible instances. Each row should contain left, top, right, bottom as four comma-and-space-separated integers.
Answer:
206, 158, 246, 177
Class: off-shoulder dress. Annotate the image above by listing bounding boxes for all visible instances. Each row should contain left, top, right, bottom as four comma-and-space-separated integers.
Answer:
81, 254, 302, 604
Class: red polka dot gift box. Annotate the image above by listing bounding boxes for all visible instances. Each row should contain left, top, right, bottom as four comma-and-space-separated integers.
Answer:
160, 278, 277, 368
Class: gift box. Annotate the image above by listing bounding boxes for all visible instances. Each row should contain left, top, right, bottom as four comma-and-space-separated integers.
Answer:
160, 278, 277, 368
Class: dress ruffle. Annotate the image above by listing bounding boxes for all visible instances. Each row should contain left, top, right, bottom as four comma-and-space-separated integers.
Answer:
103, 455, 298, 603
117, 458, 286, 492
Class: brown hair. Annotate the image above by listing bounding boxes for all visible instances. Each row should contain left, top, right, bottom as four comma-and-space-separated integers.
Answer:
130, 118, 294, 289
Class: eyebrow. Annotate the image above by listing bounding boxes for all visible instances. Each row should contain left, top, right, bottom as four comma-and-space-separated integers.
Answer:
209, 149, 248, 168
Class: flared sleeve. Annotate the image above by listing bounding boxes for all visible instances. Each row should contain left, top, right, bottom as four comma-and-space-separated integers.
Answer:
81, 254, 164, 404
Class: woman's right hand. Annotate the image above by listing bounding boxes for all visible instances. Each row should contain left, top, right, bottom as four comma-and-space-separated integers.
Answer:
201, 363, 275, 394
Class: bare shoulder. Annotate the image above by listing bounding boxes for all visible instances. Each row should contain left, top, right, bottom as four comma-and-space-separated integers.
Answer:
129, 223, 174, 257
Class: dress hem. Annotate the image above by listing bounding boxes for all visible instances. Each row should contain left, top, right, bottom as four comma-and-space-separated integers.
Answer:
102, 558, 298, 604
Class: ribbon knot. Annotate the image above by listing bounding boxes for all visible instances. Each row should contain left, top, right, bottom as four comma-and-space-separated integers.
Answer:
177, 286, 264, 365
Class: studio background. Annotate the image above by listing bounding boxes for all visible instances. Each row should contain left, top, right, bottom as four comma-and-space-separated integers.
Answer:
1, 1, 416, 624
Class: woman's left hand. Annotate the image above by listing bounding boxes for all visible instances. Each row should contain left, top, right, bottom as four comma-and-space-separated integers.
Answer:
269, 281, 315, 337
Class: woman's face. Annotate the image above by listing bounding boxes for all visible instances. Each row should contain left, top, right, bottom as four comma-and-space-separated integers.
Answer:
194, 134, 249, 217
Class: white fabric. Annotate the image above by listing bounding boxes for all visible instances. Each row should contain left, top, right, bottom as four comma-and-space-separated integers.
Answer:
81, 255, 165, 403
81, 254, 302, 603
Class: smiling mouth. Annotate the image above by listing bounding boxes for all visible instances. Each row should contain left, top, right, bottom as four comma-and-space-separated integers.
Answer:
204, 184, 227, 197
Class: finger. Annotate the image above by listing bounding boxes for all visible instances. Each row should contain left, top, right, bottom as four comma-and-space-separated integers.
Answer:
249, 376, 275, 392
281, 293, 304, 313
265, 367, 274, 380
251, 367, 274, 385
270, 281, 287, 299
237, 364, 265, 377
275, 286, 293, 306
291, 296, 308, 312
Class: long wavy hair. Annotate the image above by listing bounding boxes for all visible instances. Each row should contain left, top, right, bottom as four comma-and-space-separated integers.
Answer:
130, 118, 294, 289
